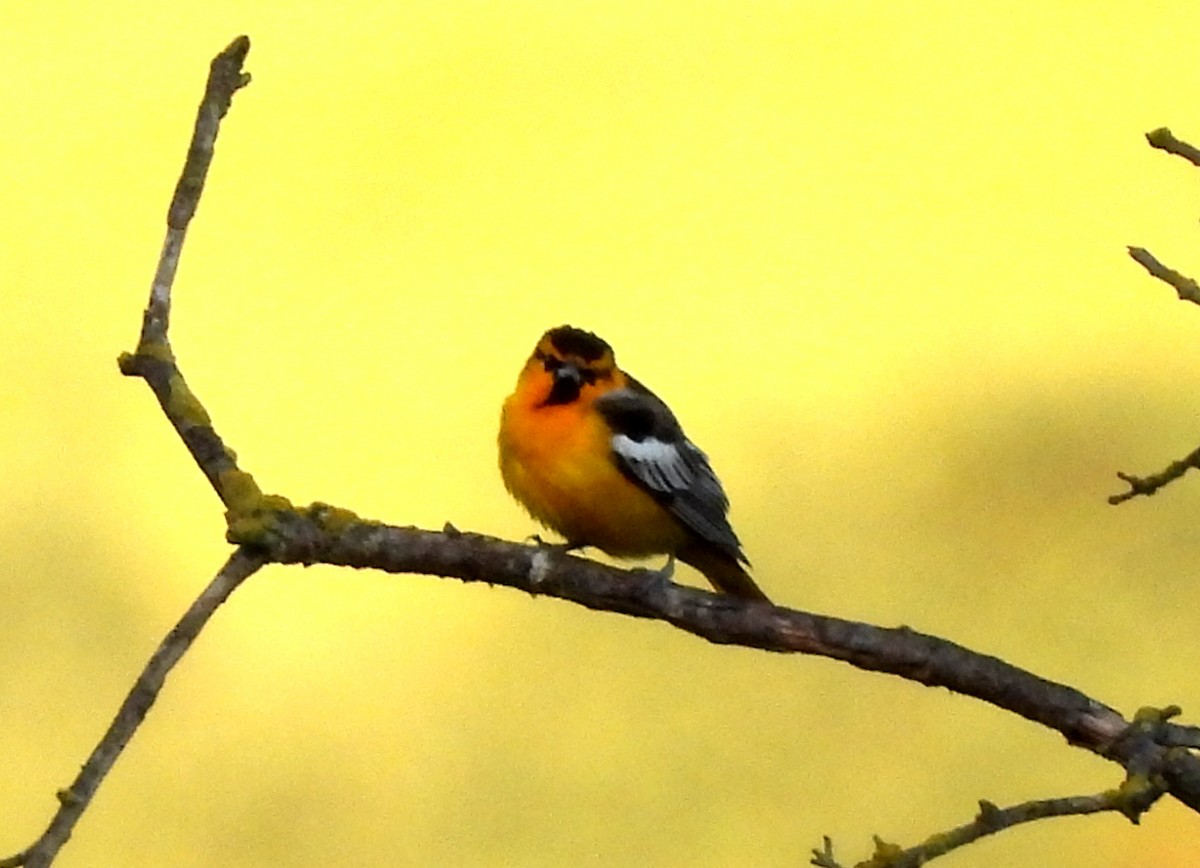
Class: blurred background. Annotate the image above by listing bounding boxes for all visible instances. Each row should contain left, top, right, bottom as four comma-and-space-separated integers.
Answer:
3, 2, 1200, 866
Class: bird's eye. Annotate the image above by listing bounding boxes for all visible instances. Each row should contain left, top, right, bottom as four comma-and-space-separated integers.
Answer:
541, 355, 563, 374
579, 369, 597, 385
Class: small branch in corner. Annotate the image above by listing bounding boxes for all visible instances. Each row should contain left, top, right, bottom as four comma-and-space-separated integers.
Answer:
1114, 132, 1200, 504
811, 776, 1164, 868
1145, 127, 1200, 169
3, 549, 264, 868
1127, 247, 1200, 306
1109, 442, 1200, 504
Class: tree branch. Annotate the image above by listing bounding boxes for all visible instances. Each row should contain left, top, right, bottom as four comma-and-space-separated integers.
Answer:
117, 35, 253, 509
1109, 442, 1200, 504
1, 548, 263, 868
187, 508, 1200, 819
1126, 246, 1200, 306
811, 775, 1165, 868
1111, 133, 1200, 504
1145, 127, 1200, 168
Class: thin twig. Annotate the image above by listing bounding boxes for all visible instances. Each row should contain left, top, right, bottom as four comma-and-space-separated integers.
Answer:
1109, 441, 1200, 504
118, 35, 254, 509
1127, 246, 1200, 306
1112, 139, 1200, 504
3, 548, 263, 868
811, 777, 1165, 868
145, 35, 252, 345
1145, 127, 1200, 168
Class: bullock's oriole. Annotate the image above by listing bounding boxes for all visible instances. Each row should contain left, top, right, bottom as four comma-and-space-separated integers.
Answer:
498, 325, 770, 602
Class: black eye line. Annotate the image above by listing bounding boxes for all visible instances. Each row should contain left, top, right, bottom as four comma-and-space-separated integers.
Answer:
536, 351, 610, 386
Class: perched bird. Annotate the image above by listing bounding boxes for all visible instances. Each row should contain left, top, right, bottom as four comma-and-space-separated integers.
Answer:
498, 325, 770, 602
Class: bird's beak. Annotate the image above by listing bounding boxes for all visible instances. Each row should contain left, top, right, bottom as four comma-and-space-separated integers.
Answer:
545, 362, 584, 406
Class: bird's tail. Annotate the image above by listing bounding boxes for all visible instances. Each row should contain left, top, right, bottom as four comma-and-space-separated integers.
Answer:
678, 544, 772, 604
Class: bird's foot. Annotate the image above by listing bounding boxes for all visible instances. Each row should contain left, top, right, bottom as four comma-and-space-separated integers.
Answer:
638, 554, 685, 614
641, 554, 677, 594
654, 553, 676, 582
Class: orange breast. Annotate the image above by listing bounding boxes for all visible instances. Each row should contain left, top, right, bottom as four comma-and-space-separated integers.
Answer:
498, 395, 687, 557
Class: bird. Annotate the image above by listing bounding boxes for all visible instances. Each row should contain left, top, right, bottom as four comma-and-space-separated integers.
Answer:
498, 325, 770, 602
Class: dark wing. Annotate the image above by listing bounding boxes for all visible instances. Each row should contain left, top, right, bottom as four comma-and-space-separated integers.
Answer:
594, 378, 746, 563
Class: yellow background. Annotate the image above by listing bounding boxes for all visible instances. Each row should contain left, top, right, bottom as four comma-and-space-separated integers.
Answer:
3, 3, 1200, 866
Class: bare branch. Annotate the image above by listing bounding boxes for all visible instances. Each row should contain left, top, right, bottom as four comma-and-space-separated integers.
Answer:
1112, 136, 1200, 504
201, 509, 1200, 815
1145, 127, 1200, 168
118, 35, 253, 510
268, 511, 1129, 741
1127, 246, 1200, 306
1109, 442, 1200, 504
3, 548, 263, 868
144, 34, 251, 345
811, 775, 1165, 868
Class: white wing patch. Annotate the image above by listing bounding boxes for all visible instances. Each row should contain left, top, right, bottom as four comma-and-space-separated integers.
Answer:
611, 433, 693, 491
